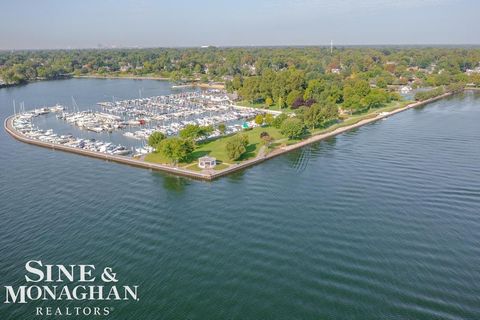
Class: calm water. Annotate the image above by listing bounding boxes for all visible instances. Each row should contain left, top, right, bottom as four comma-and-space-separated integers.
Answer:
0, 79, 479, 320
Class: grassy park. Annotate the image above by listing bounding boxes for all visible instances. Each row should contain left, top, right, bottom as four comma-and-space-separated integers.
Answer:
145, 126, 284, 168
144, 99, 415, 171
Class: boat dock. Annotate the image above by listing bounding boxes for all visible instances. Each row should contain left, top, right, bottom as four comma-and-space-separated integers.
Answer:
4, 115, 213, 180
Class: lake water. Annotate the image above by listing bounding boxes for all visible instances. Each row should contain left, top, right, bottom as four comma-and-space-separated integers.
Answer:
1, 79, 479, 319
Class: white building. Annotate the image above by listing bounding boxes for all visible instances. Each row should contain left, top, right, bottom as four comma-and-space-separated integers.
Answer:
198, 156, 216, 169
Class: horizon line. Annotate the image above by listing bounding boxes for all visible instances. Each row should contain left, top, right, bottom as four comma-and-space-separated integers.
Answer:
1, 43, 480, 51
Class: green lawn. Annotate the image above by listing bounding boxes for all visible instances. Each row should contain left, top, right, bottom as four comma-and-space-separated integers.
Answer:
145, 126, 285, 166
144, 151, 171, 165
193, 126, 284, 163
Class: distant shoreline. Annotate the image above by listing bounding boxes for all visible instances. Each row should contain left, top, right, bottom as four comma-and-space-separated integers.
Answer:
73, 75, 225, 89
0, 75, 225, 90
73, 74, 171, 81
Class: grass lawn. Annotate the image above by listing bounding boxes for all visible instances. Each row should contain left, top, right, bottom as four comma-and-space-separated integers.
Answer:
144, 151, 171, 165
193, 126, 284, 163
214, 163, 230, 170
145, 126, 285, 166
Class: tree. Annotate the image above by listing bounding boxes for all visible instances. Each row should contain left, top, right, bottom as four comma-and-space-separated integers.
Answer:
304, 78, 342, 104
343, 79, 374, 111
276, 96, 287, 109
264, 113, 274, 126
179, 124, 201, 139
193, 64, 202, 74
414, 87, 444, 101
148, 131, 166, 148
260, 131, 273, 146
286, 89, 303, 107
198, 125, 214, 139
447, 82, 465, 93
364, 89, 389, 109
470, 73, 480, 86
376, 78, 388, 88
304, 79, 324, 101
170, 71, 182, 83
272, 113, 288, 129
280, 118, 305, 139
218, 123, 227, 135
265, 97, 273, 106
226, 134, 249, 160
291, 97, 305, 109
179, 124, 213, 140
254, 114, 264, 125
157, 138, 194, 164
303, 104, 323, 130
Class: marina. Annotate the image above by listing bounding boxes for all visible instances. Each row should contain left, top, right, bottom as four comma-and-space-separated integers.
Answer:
4, 89, 454, 180
8, 89, 276, 159
50, 90, 271, 144
12, 108, 134, 157
95, 90, 268, 138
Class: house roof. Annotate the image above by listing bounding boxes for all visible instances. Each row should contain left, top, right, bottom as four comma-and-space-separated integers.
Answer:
199, 156, 216, 161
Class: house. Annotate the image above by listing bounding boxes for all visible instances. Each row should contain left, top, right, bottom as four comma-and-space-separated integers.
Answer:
120, 64, 132, 72
466, 65, 480, 76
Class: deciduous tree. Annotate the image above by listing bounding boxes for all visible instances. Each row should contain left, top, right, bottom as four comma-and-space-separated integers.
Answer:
280, 118, 305, 139
226, 134, 249, 160
148, 131, 166, 148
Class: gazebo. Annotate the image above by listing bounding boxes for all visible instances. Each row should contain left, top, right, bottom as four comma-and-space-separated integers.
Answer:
198, 156, 216, 169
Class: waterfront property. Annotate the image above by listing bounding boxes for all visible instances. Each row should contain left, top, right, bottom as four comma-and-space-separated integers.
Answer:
4, 91, 454, 180
2, 77, 480, 320
7, 89, 279, 159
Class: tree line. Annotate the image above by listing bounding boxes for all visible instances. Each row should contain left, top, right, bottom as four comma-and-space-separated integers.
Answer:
1, 47, 480, 87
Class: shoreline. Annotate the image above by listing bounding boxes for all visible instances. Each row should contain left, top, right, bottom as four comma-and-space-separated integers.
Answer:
73, 75, 171, 81
4, 92, 453, 180
73, 75, 225, 89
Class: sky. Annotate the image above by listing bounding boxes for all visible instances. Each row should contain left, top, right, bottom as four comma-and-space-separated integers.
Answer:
1, 0, 479, 49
